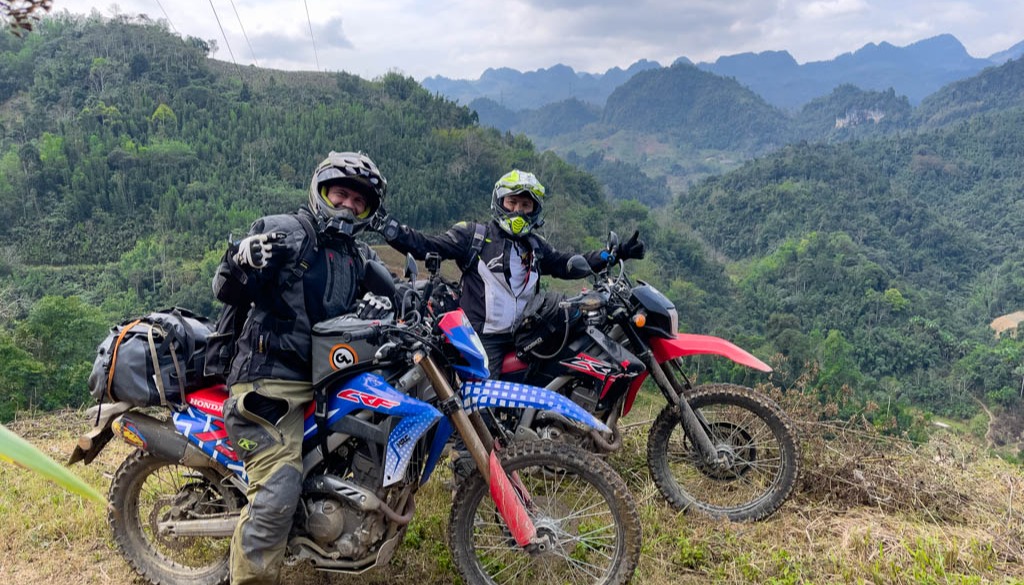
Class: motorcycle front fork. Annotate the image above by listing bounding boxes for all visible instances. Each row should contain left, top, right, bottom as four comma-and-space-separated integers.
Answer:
606, 325, 726, 469
414, 350, 542, 549
647, 357, 728, 470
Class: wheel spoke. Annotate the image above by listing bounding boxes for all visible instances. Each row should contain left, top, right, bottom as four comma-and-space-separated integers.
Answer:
648, 384, 799, 521
452, 442, 639, 585
110, 452, 238, 583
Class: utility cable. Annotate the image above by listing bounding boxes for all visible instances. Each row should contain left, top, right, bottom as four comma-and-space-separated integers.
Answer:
227, 0, 259, 67
207, 0, 242, 78
303, 0, 321, 72
152, 0, 177, 34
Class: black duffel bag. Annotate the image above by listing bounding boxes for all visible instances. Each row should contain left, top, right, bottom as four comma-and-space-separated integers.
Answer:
87, 307, 221, 407
514, 291, 584, 359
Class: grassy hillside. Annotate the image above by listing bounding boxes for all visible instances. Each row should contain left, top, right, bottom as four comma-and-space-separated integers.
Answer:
3, 385, 1022, 584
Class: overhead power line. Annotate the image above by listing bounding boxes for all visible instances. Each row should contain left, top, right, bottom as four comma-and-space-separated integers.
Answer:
303, 0, 321, 72
227, 0, 259, 68
151, 0, 177, 34
207, 0, 242, 78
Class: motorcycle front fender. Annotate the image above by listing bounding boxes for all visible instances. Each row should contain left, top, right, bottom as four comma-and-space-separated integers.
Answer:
460, 379, 611, 434
649, 333, 772, 372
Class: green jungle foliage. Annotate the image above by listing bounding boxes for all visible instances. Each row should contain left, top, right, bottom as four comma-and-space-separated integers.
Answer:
0, 14, 695, 420
793, 84, 913, 142
914, 56, 1024, 129
1, 15, 1022, 460
680, 107, 1024, 427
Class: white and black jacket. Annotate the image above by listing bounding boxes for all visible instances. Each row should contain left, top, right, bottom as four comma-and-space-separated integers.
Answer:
386, 220, 606, 335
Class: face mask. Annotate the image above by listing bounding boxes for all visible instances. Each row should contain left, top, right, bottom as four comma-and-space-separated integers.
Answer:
505, 213, 529, 235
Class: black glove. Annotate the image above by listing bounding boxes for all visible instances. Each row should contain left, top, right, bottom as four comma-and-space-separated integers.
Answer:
370, 209, 402, 241
233, 232, 287, 270
356, 292, 394, 321
615, 230, 646, 260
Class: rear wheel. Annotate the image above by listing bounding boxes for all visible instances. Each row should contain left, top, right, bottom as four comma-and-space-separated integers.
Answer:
449, 441, 641, 585
647, 383, 799, 521
108, 450, 243, 585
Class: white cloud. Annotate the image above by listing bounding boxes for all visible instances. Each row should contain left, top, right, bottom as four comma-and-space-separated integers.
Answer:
57, 0, 1024, 78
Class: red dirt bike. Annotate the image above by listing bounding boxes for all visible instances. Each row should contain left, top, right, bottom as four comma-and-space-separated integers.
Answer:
407, 233, 800, 522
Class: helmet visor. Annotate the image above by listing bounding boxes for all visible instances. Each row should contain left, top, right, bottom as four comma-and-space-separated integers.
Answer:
495, 184, 544, 202
316, 166, 383, 190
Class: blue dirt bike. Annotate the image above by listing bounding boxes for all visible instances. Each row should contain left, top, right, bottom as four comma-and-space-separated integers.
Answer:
70, 263, 641, 585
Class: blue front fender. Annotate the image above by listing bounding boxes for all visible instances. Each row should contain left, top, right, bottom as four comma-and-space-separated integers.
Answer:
460, 380, 610, 434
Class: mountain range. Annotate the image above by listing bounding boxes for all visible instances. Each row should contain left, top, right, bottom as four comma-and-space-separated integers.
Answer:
422, 34, 1024, 112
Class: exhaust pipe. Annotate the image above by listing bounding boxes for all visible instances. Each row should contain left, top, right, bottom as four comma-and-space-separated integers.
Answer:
113, 412, 220, 469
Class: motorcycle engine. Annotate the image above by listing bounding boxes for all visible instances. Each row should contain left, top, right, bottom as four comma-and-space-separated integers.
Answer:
300, 474, 387, 558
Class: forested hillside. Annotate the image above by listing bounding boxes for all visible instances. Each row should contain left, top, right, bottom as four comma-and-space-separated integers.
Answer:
914, 56, 1024, 128
679, 108, 1024, 440
1, 15, 1022, 465
0, 14, 717, 421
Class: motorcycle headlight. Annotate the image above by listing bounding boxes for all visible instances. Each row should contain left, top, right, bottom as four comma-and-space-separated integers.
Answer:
668, 307, 679, 336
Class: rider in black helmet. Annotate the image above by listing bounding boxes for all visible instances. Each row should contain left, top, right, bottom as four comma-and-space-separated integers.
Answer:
214, 151, 390, 585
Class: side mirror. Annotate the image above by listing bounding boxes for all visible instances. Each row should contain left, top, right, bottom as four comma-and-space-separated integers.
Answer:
566, 254, 592, 279
364, 259, 397, 301
403, 253, 418, 282
607, 231, 620, 254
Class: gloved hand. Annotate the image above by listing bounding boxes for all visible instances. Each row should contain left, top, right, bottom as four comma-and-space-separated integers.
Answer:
370, 208, 402, 241
356, 292, 394, 320
615, 230, 646, 260
233, 232, 287, 270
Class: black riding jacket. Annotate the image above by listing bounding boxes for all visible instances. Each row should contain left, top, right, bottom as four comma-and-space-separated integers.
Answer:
212, 206, 378, 385
386, 220, 606, 335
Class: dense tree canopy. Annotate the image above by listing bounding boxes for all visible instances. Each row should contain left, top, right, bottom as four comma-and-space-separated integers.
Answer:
2, 14, 1022, 457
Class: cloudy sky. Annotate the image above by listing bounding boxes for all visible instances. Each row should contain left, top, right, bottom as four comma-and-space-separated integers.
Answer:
59, 0, 1024, 80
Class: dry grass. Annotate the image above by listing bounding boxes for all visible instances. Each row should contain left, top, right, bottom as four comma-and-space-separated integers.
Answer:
2, 391, 1023, 585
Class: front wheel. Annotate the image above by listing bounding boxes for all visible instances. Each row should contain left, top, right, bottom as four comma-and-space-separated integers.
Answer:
449, 441, 641, 585
647, 383, 800, 522
108, 450, 244, 585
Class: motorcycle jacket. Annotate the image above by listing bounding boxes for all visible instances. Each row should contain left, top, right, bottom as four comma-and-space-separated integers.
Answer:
212, 206, 379, 385
387, 220, 607, 334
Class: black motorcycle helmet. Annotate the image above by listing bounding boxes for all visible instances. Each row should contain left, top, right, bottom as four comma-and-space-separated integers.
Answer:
308, 151, 387, 235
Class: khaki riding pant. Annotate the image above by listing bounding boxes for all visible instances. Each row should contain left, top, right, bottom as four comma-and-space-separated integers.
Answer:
223, 379, 312, 585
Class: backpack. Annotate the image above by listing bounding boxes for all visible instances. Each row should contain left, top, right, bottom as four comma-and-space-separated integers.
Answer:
88, 307, 217, 407
460, 222, 488, 272
204, 212, 321, 379
460, 222, 544, 272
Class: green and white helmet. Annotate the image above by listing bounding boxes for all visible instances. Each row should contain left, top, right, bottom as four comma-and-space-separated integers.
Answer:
308, 151, 387, 234
491, 169, 545, 236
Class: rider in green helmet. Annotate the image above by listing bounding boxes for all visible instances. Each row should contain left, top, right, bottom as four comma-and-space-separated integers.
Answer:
375, 168, 645, 371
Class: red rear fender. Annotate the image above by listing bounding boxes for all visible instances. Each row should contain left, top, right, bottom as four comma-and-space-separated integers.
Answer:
649, 334, 772, 372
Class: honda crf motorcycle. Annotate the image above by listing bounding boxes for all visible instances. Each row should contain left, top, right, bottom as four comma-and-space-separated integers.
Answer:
409, 235, 800, 522
70, 263, 641, 585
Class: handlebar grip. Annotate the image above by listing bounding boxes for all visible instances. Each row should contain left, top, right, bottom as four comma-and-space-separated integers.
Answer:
340, 326, 379, 343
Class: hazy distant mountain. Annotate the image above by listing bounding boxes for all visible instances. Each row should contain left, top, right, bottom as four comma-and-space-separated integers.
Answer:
425, 34, 1021, 115
422, 60, 662, 110
987, 40, 1024, 64
699, 34, 996, 109
468, 97, 601, 137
